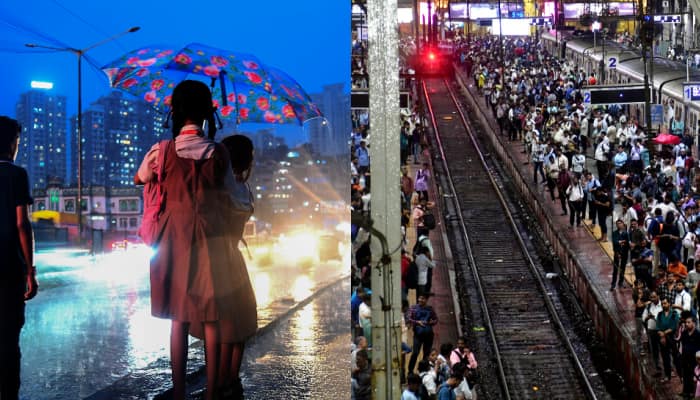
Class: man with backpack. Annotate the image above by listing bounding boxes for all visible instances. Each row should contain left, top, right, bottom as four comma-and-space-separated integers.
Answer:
415, 245, 436, 298
414, 234, 434, 295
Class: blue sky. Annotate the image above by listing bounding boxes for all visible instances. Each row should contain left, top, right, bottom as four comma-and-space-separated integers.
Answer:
0, 0, 349, 143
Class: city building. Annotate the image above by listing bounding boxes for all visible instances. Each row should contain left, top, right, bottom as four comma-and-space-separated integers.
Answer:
309, 83, 351, 156
15, 84, 68, 190
32, 185, 143, 235
71, 91, 167, 188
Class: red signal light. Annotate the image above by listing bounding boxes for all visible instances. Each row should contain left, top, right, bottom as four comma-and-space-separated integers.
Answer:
428, 52, 436, 60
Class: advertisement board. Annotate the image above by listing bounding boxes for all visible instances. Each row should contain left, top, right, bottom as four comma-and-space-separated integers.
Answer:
563, 2, 635, 18
491, 18, 532, 36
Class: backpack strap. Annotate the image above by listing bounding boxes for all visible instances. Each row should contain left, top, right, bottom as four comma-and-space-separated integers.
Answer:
155, 140, 172, 212
156, 140, 172, 184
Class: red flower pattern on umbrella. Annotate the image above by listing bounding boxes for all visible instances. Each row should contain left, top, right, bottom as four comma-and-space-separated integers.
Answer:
144, 90, 157, 103
151, 79, 165, 91
256, 97, 270, 111
175, 53, 192, 65
137, 58, 157, 67
263, 111, 276, 123
244, 71, 262, 85
211, 55, 228, 67
242, 60, 259, 70
102, 43, 322, 125
203, 65, 220, 77
220, 105, 234, 117
212, 99, 220, 109
282, 104, 295, 119
122, 78, 138, 88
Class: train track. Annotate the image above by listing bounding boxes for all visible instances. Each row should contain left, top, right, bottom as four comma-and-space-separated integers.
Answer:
422, 78, 597, 399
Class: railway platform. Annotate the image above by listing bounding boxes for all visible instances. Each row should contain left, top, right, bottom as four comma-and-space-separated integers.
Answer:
452, 66, 683, 399
404, 153, 461, 362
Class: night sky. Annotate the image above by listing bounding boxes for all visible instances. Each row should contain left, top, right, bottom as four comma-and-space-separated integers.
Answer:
0, 0, 349, 143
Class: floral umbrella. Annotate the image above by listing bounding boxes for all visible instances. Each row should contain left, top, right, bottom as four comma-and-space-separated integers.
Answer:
101, 43, 322, 125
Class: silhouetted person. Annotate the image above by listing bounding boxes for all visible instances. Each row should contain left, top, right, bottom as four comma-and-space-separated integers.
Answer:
0, 116, 38, 399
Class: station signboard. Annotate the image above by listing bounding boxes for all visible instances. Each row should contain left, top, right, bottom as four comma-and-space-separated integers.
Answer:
530, 17, 552, 25
683, 82, 700, 101
583, 85, 647, 105
652, 14, 682, 23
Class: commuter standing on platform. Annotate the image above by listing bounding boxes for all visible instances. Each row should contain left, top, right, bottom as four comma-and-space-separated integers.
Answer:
415, 162, 431, 202
584, 171, 601, 225
566, 174, 585, 227
656, 298, 680, 382
594, 186, 612, 242
643, 292, 663, 370
680, 316, 700, 398
611, 219, 630, 290
407, 294, 438, 374
0, 116, 38, 400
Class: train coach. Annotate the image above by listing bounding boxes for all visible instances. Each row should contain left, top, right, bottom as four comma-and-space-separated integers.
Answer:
541, 30, 700, 139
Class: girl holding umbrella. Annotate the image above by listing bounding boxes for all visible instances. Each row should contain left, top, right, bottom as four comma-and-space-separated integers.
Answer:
135, 80, 256, 400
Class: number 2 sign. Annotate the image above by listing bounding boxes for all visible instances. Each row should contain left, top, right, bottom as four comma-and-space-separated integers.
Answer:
608, 57, 617, 69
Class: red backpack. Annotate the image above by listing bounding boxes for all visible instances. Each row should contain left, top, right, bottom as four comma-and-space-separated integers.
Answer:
138, 140, 172, 246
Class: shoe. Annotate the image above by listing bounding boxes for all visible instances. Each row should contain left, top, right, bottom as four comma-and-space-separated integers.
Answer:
661, 377, 670, 383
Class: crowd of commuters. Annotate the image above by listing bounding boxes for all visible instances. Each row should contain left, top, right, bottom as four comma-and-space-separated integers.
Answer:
351, 27, 481, 397
458, 34, 700, 399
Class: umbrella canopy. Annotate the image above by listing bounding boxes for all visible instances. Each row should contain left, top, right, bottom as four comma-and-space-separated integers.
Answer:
101, 43, 321, 125
653, 133, 681, 145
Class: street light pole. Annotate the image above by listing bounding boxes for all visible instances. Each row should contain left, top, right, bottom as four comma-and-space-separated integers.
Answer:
26, 26, 139, 245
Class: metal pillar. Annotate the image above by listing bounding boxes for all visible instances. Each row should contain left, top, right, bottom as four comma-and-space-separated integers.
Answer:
368, 0, 402, 399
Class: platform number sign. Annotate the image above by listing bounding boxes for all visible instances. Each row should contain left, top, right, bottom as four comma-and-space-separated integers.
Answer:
608, 57, 617, 69
684, 84, 700, 101
583, 90, 591, 104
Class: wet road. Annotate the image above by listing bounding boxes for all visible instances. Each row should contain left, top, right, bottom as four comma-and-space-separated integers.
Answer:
20, 246, 348, 400
86, 277, 351, 399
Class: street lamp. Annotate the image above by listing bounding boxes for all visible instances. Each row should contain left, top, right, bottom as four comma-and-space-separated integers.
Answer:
26, 26, 140, 245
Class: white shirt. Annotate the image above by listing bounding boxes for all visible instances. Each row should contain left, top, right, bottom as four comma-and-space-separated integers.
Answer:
567, 184, 584, 202
415, 253, 435, 286
454, 377, 473, 399
674, 290, 692, 314
420, 370, 438, 395
359, 302, 371, 325
572, 154, 586, 173
642, 301, 662, 330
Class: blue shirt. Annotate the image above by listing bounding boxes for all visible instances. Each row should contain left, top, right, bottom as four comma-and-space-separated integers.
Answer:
357, 146, 370, 167
613, 151, 628, 168
438, 384, 456, 400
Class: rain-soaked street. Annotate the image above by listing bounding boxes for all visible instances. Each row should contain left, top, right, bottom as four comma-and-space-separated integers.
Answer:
20, 245, 348, 400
